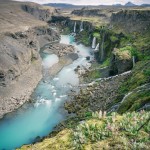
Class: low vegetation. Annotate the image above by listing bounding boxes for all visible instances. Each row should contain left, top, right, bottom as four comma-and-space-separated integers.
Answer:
19, 111, 150, 150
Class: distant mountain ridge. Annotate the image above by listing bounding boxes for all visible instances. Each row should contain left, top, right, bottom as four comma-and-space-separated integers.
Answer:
125, 2, 137, 6
45, 2, 150, 8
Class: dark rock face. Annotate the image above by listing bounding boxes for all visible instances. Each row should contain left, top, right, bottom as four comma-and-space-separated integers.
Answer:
111, 9, 150, 33
109, 54, 133, 75
21, 3, 57, 21
72, 9, 107, 17
50, 16, 93, 33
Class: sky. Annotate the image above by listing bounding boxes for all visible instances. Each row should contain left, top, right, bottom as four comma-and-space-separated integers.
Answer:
13, 0, 150, 5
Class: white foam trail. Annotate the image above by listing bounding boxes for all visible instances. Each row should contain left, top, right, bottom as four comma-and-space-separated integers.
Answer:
52, 92, 57, 96
55, 98, 61, 101
34, 99, 52, 107
53, 78, 59, 81
60, 95, 67, 98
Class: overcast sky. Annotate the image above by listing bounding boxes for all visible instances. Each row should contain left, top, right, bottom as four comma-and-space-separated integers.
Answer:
14, 0, 150, 5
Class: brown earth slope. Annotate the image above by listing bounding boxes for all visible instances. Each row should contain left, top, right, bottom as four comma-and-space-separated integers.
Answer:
0, 0, 59, 118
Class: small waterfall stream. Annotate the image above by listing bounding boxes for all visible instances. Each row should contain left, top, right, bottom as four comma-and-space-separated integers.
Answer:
94, 43, 99, 51
74, 21, 76, 33
132, 56, 136, 67
92, 37, 96, 49
108, 83, 150, 113
80, 21, 84, 32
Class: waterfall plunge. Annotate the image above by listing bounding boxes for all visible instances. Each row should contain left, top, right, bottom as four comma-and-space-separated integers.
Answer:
74, 21, 76, 33
92, 37, 96, 49
132, 56, 136, 67
80, 21, 83, 32
95, 43, 99, 51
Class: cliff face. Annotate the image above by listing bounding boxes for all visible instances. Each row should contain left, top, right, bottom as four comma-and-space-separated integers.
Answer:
111, 9, 150, 33
0, 1, 59, 118
72, 9, 107, 17
21, 3, 57, 21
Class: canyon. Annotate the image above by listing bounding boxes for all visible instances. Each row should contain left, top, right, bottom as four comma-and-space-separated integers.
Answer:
0, 1, 149, 150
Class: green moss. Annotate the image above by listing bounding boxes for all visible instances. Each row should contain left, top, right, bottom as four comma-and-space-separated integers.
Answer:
118, 89, 150, 114
76, 30, 90, 46
119, 61, 150, 94
100, 58, 110, 68
87, 70, 101, 79
93, 32, 101, 40
62, 27, 71, 34
110, 35, 118, 42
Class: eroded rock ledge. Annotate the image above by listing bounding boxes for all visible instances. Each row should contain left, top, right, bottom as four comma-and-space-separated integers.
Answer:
0, 26, 59, 118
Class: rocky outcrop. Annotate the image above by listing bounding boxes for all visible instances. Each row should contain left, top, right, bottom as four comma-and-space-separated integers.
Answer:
0, 26, 59, 118
111, 9, 150, 33
109, 48, 133, 75
51, 16, 93, 33
21, 3, 57, 21
72, 8, 107, 17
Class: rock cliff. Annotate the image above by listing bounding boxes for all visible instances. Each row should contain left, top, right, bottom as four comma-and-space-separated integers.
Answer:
111, 9, 150, 33
0, 0, 59, 118
21, 2, 57, 21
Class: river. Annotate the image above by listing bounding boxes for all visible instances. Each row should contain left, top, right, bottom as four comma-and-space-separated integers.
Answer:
0, 35, 93, 150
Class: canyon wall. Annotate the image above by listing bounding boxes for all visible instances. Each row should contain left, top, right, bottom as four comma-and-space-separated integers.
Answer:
111, 9, 150, 33
0, 1, 59, 118
21, 2, 57, 21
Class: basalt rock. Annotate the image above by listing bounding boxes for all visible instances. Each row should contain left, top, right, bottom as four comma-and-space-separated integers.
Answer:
111, 9, 150, 33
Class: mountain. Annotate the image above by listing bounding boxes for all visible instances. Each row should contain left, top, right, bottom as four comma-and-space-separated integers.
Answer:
113, 4, 123, 7
125, 2, 137, 6
141, 4, 150, 7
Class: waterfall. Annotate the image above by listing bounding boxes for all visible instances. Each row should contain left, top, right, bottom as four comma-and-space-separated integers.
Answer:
80, 21, 83, 32
74, 21, 76, 33
100, 32, 105, 61
92, 37, 96, 49
95, 43, 99, 51
132, 56, 135, 67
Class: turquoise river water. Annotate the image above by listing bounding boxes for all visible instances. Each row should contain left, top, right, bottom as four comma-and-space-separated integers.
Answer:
0, 35, 93, 150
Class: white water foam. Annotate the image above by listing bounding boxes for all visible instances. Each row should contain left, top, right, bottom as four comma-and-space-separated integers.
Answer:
42, 54, 59, 68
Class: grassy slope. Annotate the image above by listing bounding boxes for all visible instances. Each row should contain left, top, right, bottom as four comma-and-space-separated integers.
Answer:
19, 111, 150, 150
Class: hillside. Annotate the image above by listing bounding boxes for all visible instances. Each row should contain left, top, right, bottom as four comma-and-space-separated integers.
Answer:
0, 0, 59, 118
19, 111, 150, 150
0, 1, 150, 149
18, 6, 150, 149
0, 0, 56, 34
